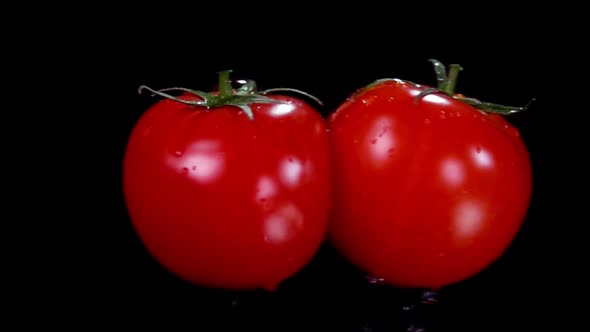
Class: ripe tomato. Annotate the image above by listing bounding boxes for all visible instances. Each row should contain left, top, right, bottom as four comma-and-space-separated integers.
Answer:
123, 72, 332, 290
327, 62, 533, 288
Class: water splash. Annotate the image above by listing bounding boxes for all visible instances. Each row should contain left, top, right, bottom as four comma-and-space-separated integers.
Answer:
365, 275, 385, 285
420, 290, 439, 304
406, 324, 426, 332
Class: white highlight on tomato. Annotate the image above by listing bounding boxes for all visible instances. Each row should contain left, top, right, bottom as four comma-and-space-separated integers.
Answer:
263, 203, 304, 245
440, 157, 465, 187
171, 140, 225, 184
280, 157, 303, 188
422, 93, 451, 106
454, 199, 485, 239
270, 103, 295, 116
472, 146, 494, 169
256, 176, 277, 201
368, 116, 396, 163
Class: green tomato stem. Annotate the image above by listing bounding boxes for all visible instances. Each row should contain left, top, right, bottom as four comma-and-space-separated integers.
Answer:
443, 64, 463, 95
217, 70, 233, 99
428, 59, 448, 90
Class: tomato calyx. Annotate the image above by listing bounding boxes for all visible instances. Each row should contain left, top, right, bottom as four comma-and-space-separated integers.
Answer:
138, 70, 323, 120
420, 59, 535, 115
368, 60, 535, 115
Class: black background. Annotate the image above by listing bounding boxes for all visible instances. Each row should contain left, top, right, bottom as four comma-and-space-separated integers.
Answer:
32, 9, 584, 331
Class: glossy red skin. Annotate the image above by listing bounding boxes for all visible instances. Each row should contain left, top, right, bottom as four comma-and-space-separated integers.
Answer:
123, 94, 332, 290
327, 79, 532, 288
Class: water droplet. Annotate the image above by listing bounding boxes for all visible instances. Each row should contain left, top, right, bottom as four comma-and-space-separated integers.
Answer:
371, 139, 377, 144
388, 96, 395, 102
387, 148, 395, 154
287, 157, 293, 162
181, 167, 189, 174
361, 99, 368, 106
192, 166, 197, 171
424, 118, 431, 125
260, 198, 267, 203
476, 145, 481, 153
440, 114, 447, 119
174, 150, 182, 157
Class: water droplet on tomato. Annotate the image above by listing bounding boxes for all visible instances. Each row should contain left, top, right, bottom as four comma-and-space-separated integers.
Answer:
424, 118, 431, 125
440, 114, 447, 119
388, 148, 395, 154
476, 145, 481, 153
192, 166, 197, 171
371, 139, 377, 144
175, 150, 182, 157
388, 96, 395, 102
181, 167, 189, 174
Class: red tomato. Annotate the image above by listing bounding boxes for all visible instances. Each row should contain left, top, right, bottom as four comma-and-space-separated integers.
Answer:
123, 77, 332, 290
327, 73, 532, 288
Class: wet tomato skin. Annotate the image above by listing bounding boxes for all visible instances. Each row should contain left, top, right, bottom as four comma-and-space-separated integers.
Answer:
123, 94, 332, 290
327, 80, 532, 288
